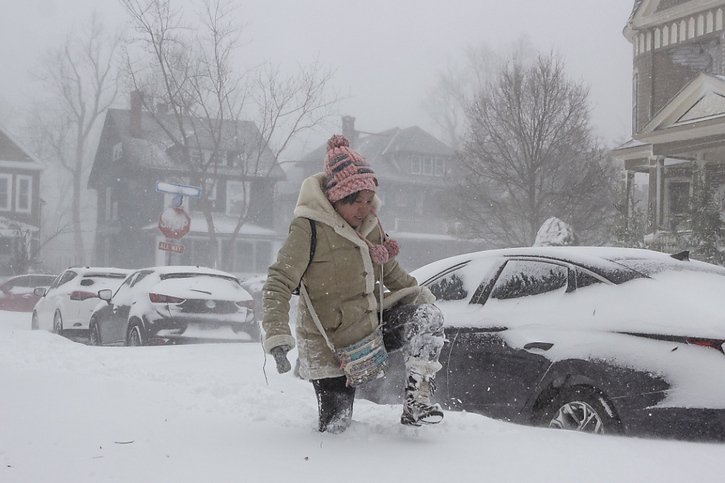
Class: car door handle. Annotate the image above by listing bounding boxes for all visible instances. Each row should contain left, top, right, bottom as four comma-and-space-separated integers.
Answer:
523, 342, 553, 351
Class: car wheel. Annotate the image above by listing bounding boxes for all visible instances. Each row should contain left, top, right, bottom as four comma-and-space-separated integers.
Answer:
126, 322, 145, 346
31, 312, 39, 330
539, 386, 622, 435
53, 311, 64, 336
89, 320, 101, 346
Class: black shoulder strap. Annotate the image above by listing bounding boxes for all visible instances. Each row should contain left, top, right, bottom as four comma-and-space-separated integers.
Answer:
308, 218, 317, 263
292, 218, 316, 295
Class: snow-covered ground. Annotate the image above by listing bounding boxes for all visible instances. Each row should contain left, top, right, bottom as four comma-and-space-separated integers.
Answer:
2, 310, 725, 483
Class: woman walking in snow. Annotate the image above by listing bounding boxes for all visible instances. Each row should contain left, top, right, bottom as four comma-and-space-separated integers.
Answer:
261, 134, 445, 433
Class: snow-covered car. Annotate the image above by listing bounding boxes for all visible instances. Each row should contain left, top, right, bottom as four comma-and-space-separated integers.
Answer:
88, 266, 258, 346
31, 267, 132, 337
359, 247, 725, 441
0, 273, 57, 312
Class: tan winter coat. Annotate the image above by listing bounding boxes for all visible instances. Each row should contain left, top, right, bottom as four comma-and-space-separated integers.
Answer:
262, 173, 433, 380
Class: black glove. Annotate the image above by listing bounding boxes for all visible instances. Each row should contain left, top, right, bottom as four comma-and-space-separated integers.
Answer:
271, 345, 292, 374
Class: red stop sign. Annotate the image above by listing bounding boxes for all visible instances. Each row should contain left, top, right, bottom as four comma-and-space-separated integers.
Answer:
158, 207, 191, 239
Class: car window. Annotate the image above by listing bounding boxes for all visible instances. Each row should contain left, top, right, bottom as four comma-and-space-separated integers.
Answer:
489, 260, 568, 300
427, 264, 470, 301
55, 270, 78, 288
575, 269, 602, 289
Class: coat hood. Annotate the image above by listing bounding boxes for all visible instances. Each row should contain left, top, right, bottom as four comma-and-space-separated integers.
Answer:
293, 173, 382, 238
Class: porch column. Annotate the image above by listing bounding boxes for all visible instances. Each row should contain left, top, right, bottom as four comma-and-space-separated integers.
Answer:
648, 156, 664, 231
624, 170, 635, 225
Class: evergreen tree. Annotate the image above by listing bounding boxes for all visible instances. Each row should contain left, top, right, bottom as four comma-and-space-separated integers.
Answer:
689, 168, 724, 265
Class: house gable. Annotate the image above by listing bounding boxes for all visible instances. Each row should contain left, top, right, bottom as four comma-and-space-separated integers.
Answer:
640, 73, 725, 138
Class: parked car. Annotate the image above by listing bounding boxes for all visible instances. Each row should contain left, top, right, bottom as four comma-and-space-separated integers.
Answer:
88, 266, 258, 346
0, 273, 57, 312
32, 267, 132, 337
359, 247, 725, 441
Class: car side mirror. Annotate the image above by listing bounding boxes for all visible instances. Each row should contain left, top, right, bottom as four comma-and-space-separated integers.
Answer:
98, 289, 113, 302
33, 287, 46, 297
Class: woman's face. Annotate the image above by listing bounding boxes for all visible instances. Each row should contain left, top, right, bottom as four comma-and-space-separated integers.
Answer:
334, 190, 375, 229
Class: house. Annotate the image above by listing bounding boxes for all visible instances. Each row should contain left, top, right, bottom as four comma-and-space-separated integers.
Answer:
0, 122, 43, 275
88, 93, 285, 275
612, 0, 725, 250
276, 116, 479, 270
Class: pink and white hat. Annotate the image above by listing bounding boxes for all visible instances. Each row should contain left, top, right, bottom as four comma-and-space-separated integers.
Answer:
323, 134, 378, 203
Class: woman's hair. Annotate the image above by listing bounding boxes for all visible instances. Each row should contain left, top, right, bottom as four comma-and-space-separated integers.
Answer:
338, 191, 361, 205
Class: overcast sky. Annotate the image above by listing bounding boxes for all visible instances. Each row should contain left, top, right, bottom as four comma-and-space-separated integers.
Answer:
0, 0, 635, 157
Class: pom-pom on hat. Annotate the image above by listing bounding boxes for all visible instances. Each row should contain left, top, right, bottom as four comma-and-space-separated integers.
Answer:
323, 134, 378, 203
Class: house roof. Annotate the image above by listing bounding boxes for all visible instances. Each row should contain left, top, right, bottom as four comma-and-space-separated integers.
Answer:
624, 0, 725, 39
0, 122, 43, 172
89, 108, 283, 187
299, 125, 454, 180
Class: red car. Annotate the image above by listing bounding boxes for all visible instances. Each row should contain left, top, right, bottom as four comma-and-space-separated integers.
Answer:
0, 274, 57, 312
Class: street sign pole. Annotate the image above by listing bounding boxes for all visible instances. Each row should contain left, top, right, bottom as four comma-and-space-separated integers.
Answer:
155, 181, 202, 265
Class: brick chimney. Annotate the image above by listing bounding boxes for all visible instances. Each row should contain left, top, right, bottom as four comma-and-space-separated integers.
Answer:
129, 90, 143, 137
341, 115, 358, 147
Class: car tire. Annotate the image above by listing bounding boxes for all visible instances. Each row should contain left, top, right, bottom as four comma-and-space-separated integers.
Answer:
31, 312, 39, 330
53, 311, 64, 336
538, 385, 622, 435
126, 322, 145, 346
89, 320, 102, 346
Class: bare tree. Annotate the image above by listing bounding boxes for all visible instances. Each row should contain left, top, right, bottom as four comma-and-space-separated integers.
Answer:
120, 0, 336, 267
423, 39, 534, 150
33, 14, 120, 264
452, 52, 617, 247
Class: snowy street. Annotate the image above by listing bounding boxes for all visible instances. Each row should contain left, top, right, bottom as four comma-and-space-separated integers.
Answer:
3, 311, 725, 483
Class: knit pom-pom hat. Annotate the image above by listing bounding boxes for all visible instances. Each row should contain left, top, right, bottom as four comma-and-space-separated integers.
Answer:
323, 134, 378, 203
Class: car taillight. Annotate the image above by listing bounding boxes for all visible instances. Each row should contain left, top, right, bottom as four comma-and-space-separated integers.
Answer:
70, 291, 97, 301
149, 293, 185, 304
236, 300, 255, 310
686, 337, 725, 353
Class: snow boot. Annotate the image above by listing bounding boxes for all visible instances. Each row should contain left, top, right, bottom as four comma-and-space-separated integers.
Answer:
401, 359, 444, 426
312, 376, 355, 434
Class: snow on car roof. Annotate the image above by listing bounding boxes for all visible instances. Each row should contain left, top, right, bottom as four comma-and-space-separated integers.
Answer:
146, 265, 239, 278
73, 267, 133, 277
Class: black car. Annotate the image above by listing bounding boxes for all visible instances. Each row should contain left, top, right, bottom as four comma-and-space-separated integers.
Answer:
360, 247, 725, 441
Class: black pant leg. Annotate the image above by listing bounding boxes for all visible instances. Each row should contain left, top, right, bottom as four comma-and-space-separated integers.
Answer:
311, 376, 355, 432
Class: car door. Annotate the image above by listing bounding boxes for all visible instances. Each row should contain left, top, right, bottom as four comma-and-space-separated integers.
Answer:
97, 272, 139, 344
447, 258, 569, 420
37, 270, 77, 329
100, 270, 155, 344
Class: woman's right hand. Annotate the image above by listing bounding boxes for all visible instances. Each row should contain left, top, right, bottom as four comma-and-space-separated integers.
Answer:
271, 345, 292, 374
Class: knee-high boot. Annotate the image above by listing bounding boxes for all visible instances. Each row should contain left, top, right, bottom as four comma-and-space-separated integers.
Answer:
401, 358, 444, 426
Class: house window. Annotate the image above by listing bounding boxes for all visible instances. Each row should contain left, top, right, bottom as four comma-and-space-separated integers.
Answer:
0, 175, 10, 211
434, 158, 446, 176
410, 156, 421, 174
112, 142, 123, 162
422, 157, 433, 175
226, 180, 250, 216
105, 188, 118, 221
15, 175, 32, 213
227, 151, 241, 167
190, 150, 204, 165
